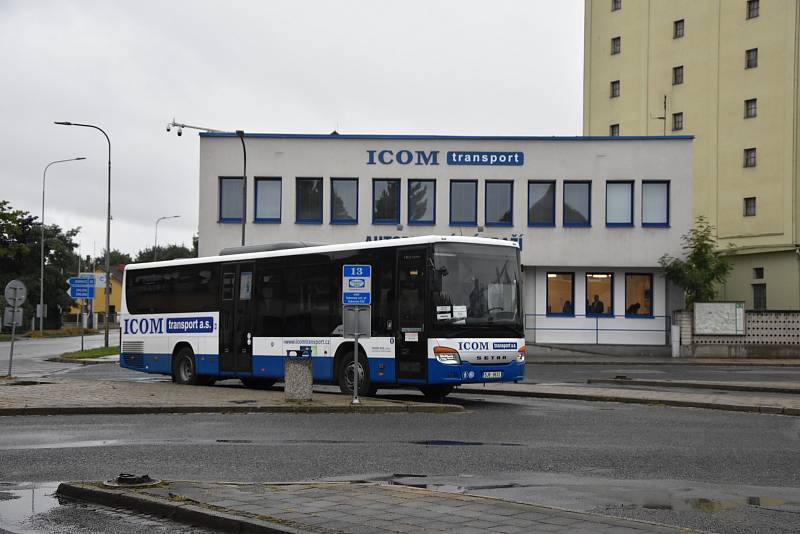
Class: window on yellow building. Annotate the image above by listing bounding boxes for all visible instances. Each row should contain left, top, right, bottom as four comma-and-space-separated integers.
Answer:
610, 80, 620, 98
672, 112, 684, 131
672, 66, 684, 85
747, 0, 759, 20
673, 19, 684, 39
744, 98, 757, 118
611, 0, 621, 12
611, 36, 621, 55
745, 48, 758, 69
744, 148, 757, 168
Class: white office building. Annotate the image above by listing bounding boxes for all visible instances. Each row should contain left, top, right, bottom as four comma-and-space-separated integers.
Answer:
197, 133, 693, 346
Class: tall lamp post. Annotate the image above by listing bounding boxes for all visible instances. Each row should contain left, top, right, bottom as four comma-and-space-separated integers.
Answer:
54, 121, 112, 348
154, 215, 181, 261
40, 157, 86, 334
166, 120, 247, 246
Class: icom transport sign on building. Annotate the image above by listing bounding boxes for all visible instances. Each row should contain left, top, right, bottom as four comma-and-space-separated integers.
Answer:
197, 132, 693, 347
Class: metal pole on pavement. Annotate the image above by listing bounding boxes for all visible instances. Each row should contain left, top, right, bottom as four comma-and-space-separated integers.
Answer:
40, 157, 85, 334
8, 288, 18, 377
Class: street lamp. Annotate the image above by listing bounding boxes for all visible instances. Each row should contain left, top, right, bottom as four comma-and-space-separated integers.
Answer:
54, 121, 113, 348
154, 215, 181, 261
167, 119, 247, 246
40, 157, 86, 334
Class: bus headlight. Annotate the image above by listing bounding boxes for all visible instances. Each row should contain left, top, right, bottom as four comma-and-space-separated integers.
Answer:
433, 346, 461, 364
517, 345, 526, 363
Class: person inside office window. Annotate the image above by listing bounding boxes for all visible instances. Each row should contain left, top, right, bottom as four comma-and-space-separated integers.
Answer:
562, 300, 573, 314
590, 294, 605, 315
626, 302, 641, 315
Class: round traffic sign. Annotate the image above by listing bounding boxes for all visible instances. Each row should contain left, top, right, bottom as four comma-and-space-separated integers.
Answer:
4, 279, 27, 307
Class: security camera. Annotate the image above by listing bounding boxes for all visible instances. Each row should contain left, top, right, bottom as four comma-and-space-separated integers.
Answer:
166, 123, 171, 133
177, 127, 183, 136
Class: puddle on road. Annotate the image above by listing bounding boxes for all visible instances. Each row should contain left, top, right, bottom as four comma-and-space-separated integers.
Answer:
0, 482, 60, 533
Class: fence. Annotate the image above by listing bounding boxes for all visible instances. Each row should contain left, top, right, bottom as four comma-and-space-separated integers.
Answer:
677, 310, 800, 357
526, 313, 671, 346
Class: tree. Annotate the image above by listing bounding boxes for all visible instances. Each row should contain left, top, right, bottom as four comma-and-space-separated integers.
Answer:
134, 243, 193, 263
659, 216, 733, 309
97, 249, 133, 266
0, 200, 80, 330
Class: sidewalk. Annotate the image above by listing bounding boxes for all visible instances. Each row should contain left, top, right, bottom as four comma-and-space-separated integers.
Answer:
0, 378, 462, 416
57, 480, 689, 533
525, 354, 800, 366
457, 382, 800, 415
587, 378, 800, 394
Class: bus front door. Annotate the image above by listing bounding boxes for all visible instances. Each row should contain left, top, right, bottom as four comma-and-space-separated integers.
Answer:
396, 248, 427, 381
220, 262, 255, 375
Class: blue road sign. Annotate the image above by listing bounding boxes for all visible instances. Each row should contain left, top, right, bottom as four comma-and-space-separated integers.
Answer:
67, 276, 95, 287
342, 265, 371, 305
69, 286, 95, 299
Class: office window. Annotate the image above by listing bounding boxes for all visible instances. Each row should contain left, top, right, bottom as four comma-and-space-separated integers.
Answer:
642, 181, 669, 226
485, 181, 513, 226
753, 267, 764, 279
563, 181, 591, 227
610, 124, 620, 136
219, 176, 244, 222
528, 181, 555, 227
752, 283, 766, 310
611, 0, 621, 11
625, 274, 653, 316
672, 112, 684, 131
611, 36, 621, 55
743, 196, 756, 216
296, 177, 322, 223
745, 48, 758, 69
547, 273, 574, 316
744, 98, 757, 118
408, 179, 435, 225
744, 148, 757, 168
254, 177, 281, 223
747, 0, 759, 19
673, 19, 684, 38
586, 273, 613, 316
450, 180, 477, 226
331, 178, 358, 224
672, 66, 684, 85
610, 80, 620, 98
606, 181, 633, 226
372, 179, 400, 224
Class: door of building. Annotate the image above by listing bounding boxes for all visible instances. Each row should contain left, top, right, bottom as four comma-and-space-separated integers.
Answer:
219, 262, 255, 374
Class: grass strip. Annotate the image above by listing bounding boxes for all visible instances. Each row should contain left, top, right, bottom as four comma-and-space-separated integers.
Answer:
62, 345, 120, 359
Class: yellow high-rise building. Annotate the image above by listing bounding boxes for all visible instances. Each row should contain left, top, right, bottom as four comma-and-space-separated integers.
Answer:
583, 0, 800, 309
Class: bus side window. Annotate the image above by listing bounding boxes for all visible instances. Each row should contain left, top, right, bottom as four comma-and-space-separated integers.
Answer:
256, 268, 283, 337
222, 273, 235, 300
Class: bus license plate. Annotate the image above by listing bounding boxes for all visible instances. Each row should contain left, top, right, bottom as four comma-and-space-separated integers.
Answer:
482, 371, 502, 379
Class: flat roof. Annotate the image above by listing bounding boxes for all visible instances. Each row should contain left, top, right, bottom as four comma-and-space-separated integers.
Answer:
125, 235, 518, 272
200, 132, 694, 141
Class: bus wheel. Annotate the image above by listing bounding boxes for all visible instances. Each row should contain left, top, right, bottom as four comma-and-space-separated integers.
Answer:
241, 377, 276, 389
172, 347, 200, 385
419, 385, 454, 399
338, 352, 372, 396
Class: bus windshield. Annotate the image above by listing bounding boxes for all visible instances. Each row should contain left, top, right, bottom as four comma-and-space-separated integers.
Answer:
430, 243, 522, 332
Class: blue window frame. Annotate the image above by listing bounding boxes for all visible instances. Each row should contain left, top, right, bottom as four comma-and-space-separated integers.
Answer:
254, 177, 281, 223
606, 181, 633, 227
219, 176, 244, 223
625, 273, 654, 317
372, 179, 400, 224
563, 181, 591, 227
528, 181, 556, 227
586, 273, 614, 317
546, 272, 575, 317
331, 178, 358, 224
408, 179, 436, 225
642, 181, 670, 227
450, 180, 477, 226
296, 177, 322, 224
485, 181, 513, 227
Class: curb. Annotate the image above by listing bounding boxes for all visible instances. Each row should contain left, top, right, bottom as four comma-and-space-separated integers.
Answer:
587, 378, 800, 394
46, 356, 116, 365
526, 360, 800, 366
56, 483, 303, 534
0, 402, 463, 417
455, 386, 800, 416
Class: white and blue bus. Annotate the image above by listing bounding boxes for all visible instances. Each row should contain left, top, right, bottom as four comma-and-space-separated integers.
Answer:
120, 236, 525, 397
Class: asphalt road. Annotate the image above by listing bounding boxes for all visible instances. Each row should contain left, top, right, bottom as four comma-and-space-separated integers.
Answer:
1, 392, 799, 533
0, 335, 106, 378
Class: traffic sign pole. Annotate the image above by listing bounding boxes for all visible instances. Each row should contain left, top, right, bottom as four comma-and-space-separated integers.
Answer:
7, 287, 18, 377
342, 265, 372, 405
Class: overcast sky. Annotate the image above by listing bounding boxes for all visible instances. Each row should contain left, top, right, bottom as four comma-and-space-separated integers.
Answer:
0, 0, 584, 257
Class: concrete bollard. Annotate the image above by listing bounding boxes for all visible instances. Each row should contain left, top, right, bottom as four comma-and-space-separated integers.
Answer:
284, 355, 313, 401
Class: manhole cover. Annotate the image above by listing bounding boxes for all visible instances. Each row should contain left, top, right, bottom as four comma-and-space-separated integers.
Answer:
103, 474, 161, 488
